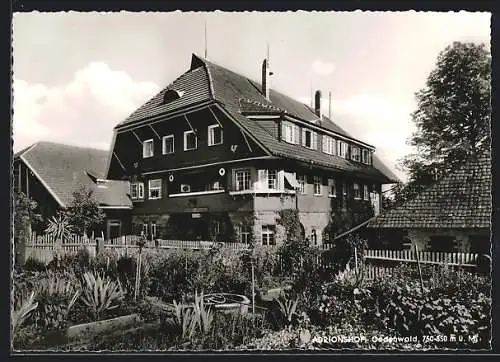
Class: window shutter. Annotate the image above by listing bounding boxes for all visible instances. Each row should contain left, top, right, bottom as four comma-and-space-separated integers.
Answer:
281, 122, 286, 141
312, 132, 318, 150
301, 128, 306, 146
322, 135, 328, 153
294, 125, 300, 144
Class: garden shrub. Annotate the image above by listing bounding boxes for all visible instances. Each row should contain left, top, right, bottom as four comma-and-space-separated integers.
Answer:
22, 257, 47, 272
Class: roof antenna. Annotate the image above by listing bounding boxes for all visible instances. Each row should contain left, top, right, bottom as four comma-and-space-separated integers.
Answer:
329, 91, 332, 119
204, 19, 208, 59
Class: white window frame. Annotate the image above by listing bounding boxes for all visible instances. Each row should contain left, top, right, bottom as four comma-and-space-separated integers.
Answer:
322, 135, 335, 155
162, 134, 175, 155
151, 222, 157, 237
142, 223, 148, 236
313, 176, 322, 196
363, 184, 369, 200
298, 175, 307, 194
235, 169, 251, 191
130, 182, 144, 200
281, 121, 299, 144
148, 179, 162, 200
238, 224, 251, 244
266, 169, 278, 190
143, 139, 154, 158
183, 130, 198, 151
353, 183, 361, 200
208, 124, 223, 146
301, 128, 317, 150
328, 178, 336, 197
261, 225, 276, 246
337, 140, 347, 158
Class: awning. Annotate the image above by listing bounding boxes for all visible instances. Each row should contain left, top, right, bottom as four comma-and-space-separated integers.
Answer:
284, 172, 300, 190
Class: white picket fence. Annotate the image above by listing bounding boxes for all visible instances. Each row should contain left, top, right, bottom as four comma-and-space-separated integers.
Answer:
25, 234, 97, 264
363, 249, 478, 267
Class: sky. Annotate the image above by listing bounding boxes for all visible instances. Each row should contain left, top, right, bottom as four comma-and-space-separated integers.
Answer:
12, 11, 491, 181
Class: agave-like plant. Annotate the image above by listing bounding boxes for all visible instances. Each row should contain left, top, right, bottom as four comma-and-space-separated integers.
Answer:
80, 271, 124, 321
45, 213, 73, 244
276, 293, 299, 326
172, 291, 214, 340
12, 290, 38, 334
193, 291, 213, 335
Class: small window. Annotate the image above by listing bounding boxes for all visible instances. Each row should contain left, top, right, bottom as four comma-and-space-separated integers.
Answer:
163, 89, 184, 103
311, 229, 318, 245
130, 182, 144, 199
237, 224, 252, 244
267, 170, 278, 190
351, 146, 361, 162
184, 130, 198, 151
208, 124, 223, 146
322, 135, 335, 155
301, 128, 318, 150
151, 222, 157, 237
337, 141, 347, 158
143, 139, 154, 158
328, 178, 336, 197
353, 183, 361, 200
314, 176, 322, 195
298, 175, 307, 194
261, 225, 276, 246
281, 121, 299, 144
363, 185, 369, 200
235, 169, 251, 191
162, 135, 175, 155
148, 179, 162, 199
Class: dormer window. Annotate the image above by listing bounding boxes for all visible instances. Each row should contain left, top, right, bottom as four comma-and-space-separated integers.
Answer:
362, 149, 372, 165
301, 128, 318, 150
351, 146, 361, 162
184, 130, 198, 151
163, 89, 184, 104
322, 135, 335, 155
208, 124, 223, 146
281, 121, 299, 144
143, 139, 154, 158
337, 140, 348, 158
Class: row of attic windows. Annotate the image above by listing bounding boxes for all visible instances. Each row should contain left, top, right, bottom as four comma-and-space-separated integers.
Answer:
280, 121, 373, 165
142, 124, 223, 158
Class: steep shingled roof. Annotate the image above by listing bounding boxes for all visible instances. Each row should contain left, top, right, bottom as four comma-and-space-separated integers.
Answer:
16, 142, 132, 208
367, 155, 491, 229
114, 54, 399, 183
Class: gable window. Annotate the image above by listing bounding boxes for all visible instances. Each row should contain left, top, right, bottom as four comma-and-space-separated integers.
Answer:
337, 141, 348, 158
184, 130, 198, 151
143, 139, 154, 158
313, 176, 322, 195
322, 135, 335, 155
162, 135, 175, 154
130, 182, 144, 200
351, 146, 361, 162
301, 128, 318, 150
261, 225, 276, 246
328, 178, 336, 197
208, 124, 223, 146
353, 183, 361, 200
148, 179, 162, 199
298, 175, 307, 194
363, 184, 369, 200
235, 169, 251, 191
281, 121, 299, 144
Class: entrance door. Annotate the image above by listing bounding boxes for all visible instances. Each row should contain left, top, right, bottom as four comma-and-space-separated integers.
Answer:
107, 220, 122, 240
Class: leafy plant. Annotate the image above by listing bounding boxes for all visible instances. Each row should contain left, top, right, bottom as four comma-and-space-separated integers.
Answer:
12, 290, 38, 334
80, 271, 124, 321
45, 212, 73, 243
276, 294, 299, 327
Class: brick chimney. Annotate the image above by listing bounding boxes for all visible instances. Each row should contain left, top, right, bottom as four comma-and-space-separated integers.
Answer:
314, 90, 322, 117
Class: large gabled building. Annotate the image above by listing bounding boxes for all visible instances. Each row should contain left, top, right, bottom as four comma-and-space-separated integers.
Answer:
106, 54, 399, 245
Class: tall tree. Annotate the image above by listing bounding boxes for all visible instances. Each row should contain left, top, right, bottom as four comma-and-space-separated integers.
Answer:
398, 41, 491, 202
66, 185, 105, 237
14, 192, 41, 264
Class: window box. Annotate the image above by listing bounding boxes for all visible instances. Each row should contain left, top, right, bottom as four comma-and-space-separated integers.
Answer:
208, 124, 223, 146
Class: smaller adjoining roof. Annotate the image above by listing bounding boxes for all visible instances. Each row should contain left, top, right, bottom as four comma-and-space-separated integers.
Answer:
16, 141, 132, 209
367, 155, 491, 229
